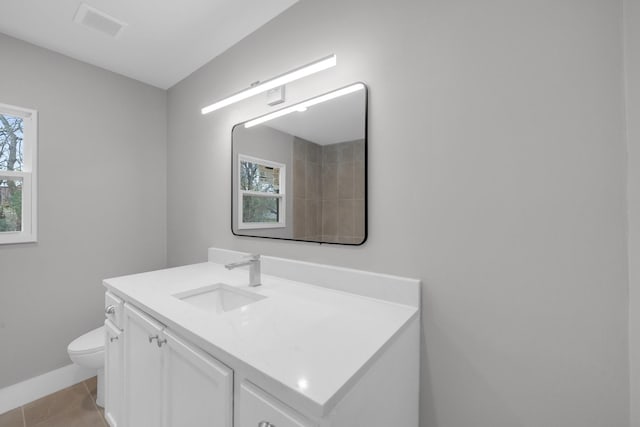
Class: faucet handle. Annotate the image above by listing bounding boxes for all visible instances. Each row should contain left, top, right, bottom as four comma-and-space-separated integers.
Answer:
248, 254, 260, 261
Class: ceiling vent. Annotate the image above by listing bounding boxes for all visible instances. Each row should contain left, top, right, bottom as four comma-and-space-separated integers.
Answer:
73, 3, 127, 38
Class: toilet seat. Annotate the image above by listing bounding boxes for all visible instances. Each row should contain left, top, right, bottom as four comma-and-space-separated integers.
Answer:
68, 326, 105, 356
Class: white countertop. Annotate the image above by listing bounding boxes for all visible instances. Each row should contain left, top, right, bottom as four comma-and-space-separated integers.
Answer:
104, 259, 418, 417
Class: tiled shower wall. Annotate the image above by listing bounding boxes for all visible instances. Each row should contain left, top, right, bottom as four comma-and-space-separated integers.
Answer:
293, 138, 321, 241
293, 138, 365, 244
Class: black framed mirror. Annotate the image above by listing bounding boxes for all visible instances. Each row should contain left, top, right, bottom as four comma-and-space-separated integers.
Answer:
231, 82, 368, 245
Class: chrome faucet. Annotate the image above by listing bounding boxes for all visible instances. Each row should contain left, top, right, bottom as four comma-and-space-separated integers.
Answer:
225, 254, 261, 287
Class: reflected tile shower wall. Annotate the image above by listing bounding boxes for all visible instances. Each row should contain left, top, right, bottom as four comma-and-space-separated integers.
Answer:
293, 138, 365, 244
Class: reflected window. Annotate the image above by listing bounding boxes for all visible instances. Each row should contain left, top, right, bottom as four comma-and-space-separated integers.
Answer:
238, 155, 286, 229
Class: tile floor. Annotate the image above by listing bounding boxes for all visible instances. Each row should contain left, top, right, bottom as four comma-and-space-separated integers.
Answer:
0, 377, 107, 427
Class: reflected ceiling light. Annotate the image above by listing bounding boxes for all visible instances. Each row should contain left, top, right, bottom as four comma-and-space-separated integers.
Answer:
244, 83, 365, 128
297, 378, 309, 391
201, 54, 337, 115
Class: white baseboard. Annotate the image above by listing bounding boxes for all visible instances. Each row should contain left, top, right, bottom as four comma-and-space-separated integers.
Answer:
0, 364, 95, 414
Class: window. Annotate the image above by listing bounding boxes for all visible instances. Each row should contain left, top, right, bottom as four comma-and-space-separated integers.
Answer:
238, 154, 285, 229
0, 103, 37, 244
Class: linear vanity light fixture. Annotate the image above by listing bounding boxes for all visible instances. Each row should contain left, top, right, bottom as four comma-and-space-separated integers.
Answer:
244, 82, 365, 128
201, 54, 337, 115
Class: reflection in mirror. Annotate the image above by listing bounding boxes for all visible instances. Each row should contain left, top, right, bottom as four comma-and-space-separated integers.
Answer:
232, 83, 367, 245
238, 155, 285, 229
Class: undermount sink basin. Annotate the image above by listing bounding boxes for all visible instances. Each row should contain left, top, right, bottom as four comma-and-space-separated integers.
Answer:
173, 283, 266, 314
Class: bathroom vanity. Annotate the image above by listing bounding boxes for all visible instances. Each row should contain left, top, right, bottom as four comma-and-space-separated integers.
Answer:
103, 248, 420, 427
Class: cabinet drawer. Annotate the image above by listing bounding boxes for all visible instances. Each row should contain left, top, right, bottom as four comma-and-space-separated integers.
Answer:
105, 292, 123, 328
238, 381, 314, 427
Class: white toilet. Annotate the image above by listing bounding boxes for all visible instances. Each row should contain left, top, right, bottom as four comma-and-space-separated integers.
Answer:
67, 326, 106, 407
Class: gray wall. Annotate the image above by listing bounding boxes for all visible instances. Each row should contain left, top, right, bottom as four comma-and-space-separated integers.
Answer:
167, 0, 629, 426
0, 34, 167, 388
627, 0, 640, 425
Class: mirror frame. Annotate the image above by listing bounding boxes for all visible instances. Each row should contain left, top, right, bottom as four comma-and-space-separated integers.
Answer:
230, 82, 368, 245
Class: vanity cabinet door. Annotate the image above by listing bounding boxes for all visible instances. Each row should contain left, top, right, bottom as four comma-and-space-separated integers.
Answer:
105, 320, 123, 427
161, 330, 233, 427
123, 304, 164, 427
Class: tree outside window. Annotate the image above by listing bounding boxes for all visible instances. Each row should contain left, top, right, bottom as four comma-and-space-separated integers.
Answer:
0, 113, 24, 232
0, 102, 37, 244
238, 155, 286, 229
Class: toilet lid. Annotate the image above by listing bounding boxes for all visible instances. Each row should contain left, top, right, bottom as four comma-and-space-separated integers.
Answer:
68, 326, 105, 355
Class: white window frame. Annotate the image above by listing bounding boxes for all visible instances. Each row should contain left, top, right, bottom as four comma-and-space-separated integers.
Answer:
0, 103, 37, 244
238, 154, 286, 230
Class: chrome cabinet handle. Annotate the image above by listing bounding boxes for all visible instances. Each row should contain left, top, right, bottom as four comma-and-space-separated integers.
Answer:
149, 335, 167, 348
110, 336, 119, 342
258, 422, 275, 427
105, 305, 116, 315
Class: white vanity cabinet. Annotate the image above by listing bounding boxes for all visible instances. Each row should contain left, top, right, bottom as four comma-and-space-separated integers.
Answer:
123, 304, 164, 427
104, 320, 123, 427
111, 303, 233, 427
104, 291, 124, 427
104, 249, 421, 427
161, 328, 233, 426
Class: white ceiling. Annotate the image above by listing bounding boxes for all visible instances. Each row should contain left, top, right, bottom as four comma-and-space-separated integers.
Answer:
267, 90, 366, 145
0, 0, 298, 89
